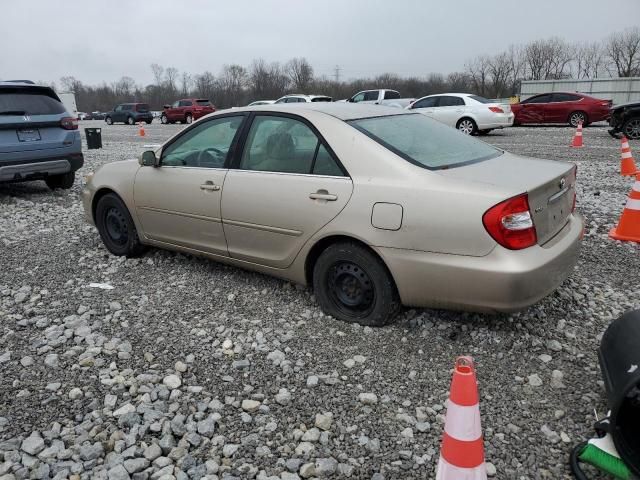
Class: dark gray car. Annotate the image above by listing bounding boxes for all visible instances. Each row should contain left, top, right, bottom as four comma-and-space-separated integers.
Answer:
105, 103, 153, 125
0, 81, 83, 189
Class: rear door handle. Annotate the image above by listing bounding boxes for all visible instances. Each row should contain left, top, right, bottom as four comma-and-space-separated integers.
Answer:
309, 192, 338, 201
200, 182, 220, 191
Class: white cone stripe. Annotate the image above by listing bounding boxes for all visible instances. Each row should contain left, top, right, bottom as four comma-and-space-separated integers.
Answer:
633, 182, 640, 193
443, 401, 482, 441
622, 151, 633, 158
626, 198, 640, 211
436, 456, 487, 480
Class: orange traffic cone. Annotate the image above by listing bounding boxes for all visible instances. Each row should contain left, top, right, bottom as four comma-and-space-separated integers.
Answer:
570, 122, 583, 148
609, 174, 640, 243
620, 137, 638, 176
138, 122, 146, 137
436, 357, 487, 480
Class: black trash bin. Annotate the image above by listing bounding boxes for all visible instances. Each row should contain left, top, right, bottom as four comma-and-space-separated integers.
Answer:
598, 309, 640, 476
85, 128, 102, 149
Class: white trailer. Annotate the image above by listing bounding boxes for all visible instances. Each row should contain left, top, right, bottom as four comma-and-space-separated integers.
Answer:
56, 92, 78, 118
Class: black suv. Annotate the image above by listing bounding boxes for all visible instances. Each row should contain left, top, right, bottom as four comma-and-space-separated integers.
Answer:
0, 81, 83, 189
105, 103, 153, 125
609, 101, 640, 139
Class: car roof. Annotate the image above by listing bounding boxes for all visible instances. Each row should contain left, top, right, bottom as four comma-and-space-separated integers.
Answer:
228, 102, 410, 121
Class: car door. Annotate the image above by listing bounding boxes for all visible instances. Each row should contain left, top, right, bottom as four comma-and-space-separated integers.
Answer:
409, 97, 438, 117
433, 96, 467, 127
517, 94, 551, 123
221, 113, 353, 269
112, 105, 124, 122
166, 101, 180, 121
133, 114, 246, 255
546, 93, 580, 123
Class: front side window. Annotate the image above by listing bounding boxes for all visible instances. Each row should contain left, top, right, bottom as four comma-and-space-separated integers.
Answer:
364, 91, 379, 101
172, 101, 180, 108
411, 97, 438, 109
351, 92, 366, 103
115, 105, 123, 112
349, 113, 501, 170
161, 116, 244, 168
240, 115, 343, 176
523, 94, 551, 104
275, 97, 288, 104
122, 105, 133, 111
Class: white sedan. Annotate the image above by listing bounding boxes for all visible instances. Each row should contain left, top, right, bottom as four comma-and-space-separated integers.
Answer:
407, 93, 514, 135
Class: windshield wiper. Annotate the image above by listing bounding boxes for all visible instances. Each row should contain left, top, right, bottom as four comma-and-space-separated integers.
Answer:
0, 110, 27, 115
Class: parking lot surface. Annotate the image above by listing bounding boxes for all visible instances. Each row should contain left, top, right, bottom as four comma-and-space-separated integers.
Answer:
1, 121, 638, 479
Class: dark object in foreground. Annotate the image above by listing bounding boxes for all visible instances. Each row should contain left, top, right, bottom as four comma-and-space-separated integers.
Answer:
598, 309, 640, 477
609, 102, 640, 140
85, 128, 102, 150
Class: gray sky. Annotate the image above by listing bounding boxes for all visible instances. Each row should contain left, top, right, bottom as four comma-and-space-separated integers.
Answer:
2, 0, 638, 86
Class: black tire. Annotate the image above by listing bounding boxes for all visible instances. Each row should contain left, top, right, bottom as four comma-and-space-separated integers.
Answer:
45, 172, 75, 190
127, 116, 135, 125
95, 193, 147, 257
456, 117, 478, 135
161, 114, 168, 125
312, 242, 401, 326
622, 117, 640, 140
105, 116, 113, 125
478, 129, 493, 136
185, 114, 193, 124
145, 119, 152, 125
569, 111, 588, 128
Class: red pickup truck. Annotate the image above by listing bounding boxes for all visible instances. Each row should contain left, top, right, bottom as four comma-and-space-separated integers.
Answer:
160, 98, 216, 124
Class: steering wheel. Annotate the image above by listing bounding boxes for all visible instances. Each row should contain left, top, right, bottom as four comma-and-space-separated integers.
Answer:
195, 147, 225, 167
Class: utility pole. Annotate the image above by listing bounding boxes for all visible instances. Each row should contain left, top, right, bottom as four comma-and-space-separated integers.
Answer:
333, 65, 342, 83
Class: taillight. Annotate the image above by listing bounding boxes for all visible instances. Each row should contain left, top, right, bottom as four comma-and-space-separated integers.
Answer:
483, 194, 537, 250
489, 106, 504, 113
60, 117, 78, 130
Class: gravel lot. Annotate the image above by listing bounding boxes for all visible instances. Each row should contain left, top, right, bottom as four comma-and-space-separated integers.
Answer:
1, 120, 639, 480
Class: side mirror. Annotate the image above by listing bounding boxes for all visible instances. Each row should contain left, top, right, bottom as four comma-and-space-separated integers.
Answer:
139, 150, 157, 167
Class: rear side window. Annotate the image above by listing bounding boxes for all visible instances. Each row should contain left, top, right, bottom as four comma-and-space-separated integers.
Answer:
136, 104, 150, 112
384, 91, 401, 100
196, 99, 211, 106
552, 93, 581, 102
123, 105, 133, 111
411, 97, 438, 109
349, 114, 501, 170
438, 96, 465, 107
311, 97, 332, 102
0, 90, 65, 115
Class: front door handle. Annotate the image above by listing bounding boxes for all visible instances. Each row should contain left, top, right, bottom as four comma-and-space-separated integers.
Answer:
200, 182, 220, 191
309, 191, 337, 201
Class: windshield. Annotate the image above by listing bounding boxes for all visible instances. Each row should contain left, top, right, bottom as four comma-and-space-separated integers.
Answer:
349, 114, 502, 170
469, 95, 492, 104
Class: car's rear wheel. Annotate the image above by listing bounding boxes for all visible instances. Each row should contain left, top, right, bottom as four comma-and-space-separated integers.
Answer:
95, 193, 147, 257
161, 114, 168, 124
45, 172, 75, 190
313, 242, 400, 326
105, 116, 113, 125
623, 117, 640, 140
457, 117, 477, 135
145, 119, 152, 125
185, 114, 193, 124
127, 116, 135, 125
569, 111, 588, 127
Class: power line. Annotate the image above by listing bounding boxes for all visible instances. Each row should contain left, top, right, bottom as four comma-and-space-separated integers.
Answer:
333, 65, 342, 83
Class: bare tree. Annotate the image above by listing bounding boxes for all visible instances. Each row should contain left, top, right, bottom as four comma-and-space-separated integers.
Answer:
150, 63, 165, 86
164, 67, 179, 94
574, 42, 605, 79
249, 59, 289, 100
466, 56, 491, 96
193, 71, 217, 101
217, 64, 248, 106
180, 72, 192, 97
524, 37, 573, 80
487, 52, 513, 97
59, 76, 83, 93
606, 27, 640, 77
285, 57, 314, 92
112, 76, 137, 99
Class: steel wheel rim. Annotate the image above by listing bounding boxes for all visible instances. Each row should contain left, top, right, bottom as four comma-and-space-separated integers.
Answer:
625, 119, 640, 139
161, 115, 167, 124
571, 113, 585, 127
186, 116, 192, 124
326, 261, 375, 317
459, 120, 474, 135
105, 207, 128, 246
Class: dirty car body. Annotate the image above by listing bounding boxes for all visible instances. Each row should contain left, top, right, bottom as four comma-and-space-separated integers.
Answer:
83, 104, 583, 325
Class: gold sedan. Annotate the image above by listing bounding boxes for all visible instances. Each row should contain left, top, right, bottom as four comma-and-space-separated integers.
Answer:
83, 104, 583, 326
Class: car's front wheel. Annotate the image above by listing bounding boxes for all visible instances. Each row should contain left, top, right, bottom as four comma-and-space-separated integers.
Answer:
313, 242, 400, 326
145, 119, 152, 125
45, 172, 75, 190
161, 114, 168, 124
127, 116, 135, 125
105, 116, 113, 125
95, 193, 147, 257
457, 117, 477, 135
185, 114, 193, 124
623, 117, 640, 140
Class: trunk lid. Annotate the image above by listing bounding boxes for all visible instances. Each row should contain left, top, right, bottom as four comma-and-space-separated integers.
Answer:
438, 152, 576, 245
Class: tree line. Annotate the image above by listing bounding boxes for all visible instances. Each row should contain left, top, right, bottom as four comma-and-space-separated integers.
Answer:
51, 27, 640, 112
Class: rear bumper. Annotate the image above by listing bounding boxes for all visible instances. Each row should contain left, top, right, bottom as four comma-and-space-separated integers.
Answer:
0, 153, 84, 183
478, 113, 514, 130
376, 213, 583, 312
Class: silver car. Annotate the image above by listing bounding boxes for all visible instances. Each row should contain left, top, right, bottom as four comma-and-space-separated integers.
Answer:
82, 104, 583, 326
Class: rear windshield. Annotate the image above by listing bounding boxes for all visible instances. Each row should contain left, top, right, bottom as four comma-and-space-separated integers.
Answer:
311, 97, 332, 102
469, 95, 492, 104
196, 99, 211, 106
0, 90, 65, 116
136, 104, 150, 112
349, 114, 501, 170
